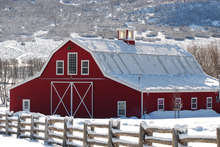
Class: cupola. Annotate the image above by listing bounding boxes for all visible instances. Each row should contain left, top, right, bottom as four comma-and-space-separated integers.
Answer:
117, 23, 135, 45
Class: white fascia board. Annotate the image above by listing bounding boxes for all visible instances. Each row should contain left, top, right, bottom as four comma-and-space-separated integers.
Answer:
143, 89, 218, 93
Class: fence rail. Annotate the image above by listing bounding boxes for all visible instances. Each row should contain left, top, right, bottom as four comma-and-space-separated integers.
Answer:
0, 112, 219, 147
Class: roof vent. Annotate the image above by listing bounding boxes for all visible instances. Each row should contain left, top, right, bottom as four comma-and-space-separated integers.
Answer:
116, 23, 135, 45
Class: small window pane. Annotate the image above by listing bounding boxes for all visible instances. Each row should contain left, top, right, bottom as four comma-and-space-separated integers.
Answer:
119, 109, 125, 116
82, 68, 88, 74
57, 62, 63, 67
82, 62, 88, 67
158, 100, 163, 104
120, 31, 125, 39
57, 68, 63, 74
159, 105, 163, 110
128, 31, 133, 39
119, 102, 125, 109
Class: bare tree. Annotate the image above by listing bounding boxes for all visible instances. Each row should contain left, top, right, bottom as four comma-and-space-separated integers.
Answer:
171, 88, 183, 118
187, 42, 220, 78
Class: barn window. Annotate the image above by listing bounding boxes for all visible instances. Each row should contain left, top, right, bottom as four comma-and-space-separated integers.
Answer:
81, 60, 89, 75
128, 30, 133, 39
191, 97, 197, 109
207, 97, 212, 109
56, 60, 64, 75
68, 53, 77, 75
23, 99, 30, 112
158, 98, 164, 111
119, 30, 126, 39
118, 101, 126, 116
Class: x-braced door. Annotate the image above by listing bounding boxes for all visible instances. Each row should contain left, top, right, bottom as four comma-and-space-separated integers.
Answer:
51, 81, 93, 118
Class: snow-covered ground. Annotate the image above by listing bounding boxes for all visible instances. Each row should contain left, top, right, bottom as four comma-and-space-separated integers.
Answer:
0, 104, 220, 147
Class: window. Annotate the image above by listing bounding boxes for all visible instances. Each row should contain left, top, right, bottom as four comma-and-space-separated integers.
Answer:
68, 53, 77, 75
81, 60, 89, 75
118, 101, 126, 116
207, 97, 212, 109
119, 30, 126, 39
191, 97, 197, 109
158, 98, 164, 111
23, 99, 30, 112
128, 30, 133, 39
56, 60, 64, 75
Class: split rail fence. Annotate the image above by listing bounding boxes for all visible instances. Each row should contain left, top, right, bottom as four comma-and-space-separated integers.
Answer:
0, 112, 220, 147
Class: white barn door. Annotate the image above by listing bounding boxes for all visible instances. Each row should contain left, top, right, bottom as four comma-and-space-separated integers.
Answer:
51, 81, 93, 118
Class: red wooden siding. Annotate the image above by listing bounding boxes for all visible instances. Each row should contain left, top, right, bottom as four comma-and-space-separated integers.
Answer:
143, 92, 219, 114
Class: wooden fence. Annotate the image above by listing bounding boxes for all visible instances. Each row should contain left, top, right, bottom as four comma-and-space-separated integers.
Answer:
0, 112, 219, 147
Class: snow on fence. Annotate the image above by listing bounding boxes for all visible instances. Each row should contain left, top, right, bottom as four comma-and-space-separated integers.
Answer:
0, 112, 220, 147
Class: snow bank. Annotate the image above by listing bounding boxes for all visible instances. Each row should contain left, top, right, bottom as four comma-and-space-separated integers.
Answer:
146, 109, 220, 119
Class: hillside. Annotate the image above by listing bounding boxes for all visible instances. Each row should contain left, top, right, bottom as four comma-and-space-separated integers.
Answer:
0, 0, 220, 42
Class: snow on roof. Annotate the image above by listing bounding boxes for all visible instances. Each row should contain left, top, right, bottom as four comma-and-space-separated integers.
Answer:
71, 35, 218, 91
117, 23, 136, 30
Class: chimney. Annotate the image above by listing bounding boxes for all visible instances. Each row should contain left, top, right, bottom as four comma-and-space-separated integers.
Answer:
116, 23, 135, 45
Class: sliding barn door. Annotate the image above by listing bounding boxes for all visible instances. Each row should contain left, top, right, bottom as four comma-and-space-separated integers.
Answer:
51, 81, 93, 118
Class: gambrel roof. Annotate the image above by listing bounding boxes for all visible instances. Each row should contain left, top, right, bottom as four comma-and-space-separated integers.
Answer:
9, 35, 219, 92
71, 34, 218, 92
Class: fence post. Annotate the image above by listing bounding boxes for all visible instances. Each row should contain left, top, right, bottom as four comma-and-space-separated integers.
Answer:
108, 119, 113, 147
44, 116, 49, 143
172, 128, 178, 147
139, 121, 145, 147
30, 114, 34, 140
17, 114, 21, 138
69, 116, 74, 142
89, 126, 94, 147
83, 121, 88, 147
5, 113, 9, 135
217, 127, 220, 147
115, 119, 120, 147
63, 116, 68, 147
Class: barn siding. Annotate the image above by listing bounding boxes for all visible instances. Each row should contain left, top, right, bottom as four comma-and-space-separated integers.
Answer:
144, 92, 219, 114
10, 40, 141, 118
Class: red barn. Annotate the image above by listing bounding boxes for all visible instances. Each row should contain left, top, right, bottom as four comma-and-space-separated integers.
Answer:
8, 24, 220, 118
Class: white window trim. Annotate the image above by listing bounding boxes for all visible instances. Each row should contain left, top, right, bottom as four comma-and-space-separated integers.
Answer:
118, 101, 126, 116
207, 97, 212, 109
191, 97, 197, 109
119, 30, 126, 39
68, 53, 77, 75
56, 60, 64, 75
158, 98, 164, 111
23, 99, 30, 112
81, 60, 89, 75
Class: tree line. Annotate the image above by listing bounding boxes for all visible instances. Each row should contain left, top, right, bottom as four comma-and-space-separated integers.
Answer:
0, 58, 45, 104
187, 42, 220, 79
